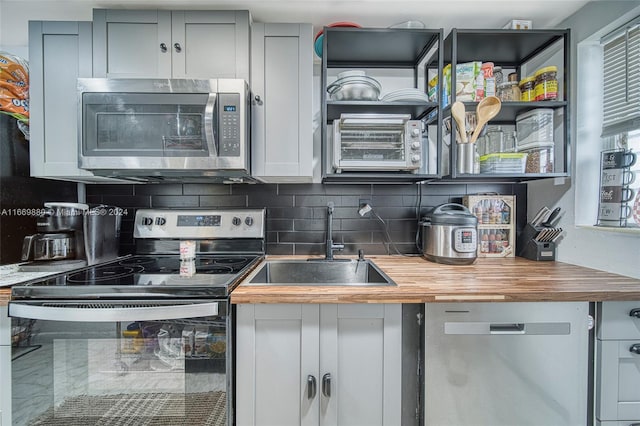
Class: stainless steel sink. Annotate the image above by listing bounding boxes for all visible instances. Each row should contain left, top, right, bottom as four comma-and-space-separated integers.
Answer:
245, 259, 396, 286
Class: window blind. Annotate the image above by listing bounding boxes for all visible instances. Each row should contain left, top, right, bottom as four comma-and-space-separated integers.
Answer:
601, 19, 640, 137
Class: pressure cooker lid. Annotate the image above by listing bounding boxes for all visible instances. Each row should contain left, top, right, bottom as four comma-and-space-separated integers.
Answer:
425, 203, 477, 226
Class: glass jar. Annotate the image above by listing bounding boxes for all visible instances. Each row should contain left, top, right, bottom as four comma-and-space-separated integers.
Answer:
497, 81, 520, 101
519, 76, 535, 101
486, 126, 504, 154
534, 65, 558, 101
493, 66, 503, 86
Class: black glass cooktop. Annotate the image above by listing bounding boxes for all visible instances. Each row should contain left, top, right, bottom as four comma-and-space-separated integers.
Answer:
11, 255, 260, 299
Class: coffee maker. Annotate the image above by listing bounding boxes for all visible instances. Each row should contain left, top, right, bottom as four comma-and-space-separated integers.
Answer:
21, 202, 121, 271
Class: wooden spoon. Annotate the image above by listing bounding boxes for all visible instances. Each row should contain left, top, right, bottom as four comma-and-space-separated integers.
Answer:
451, 101, 467, 143
469, 96, 502, 144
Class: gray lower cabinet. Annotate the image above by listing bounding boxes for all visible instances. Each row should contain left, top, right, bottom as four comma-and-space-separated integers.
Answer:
1, 306, 10, 426
29, 21, 118, 182
236, 303, 402, 426
250, 23, 314, 182
92, 9, 250, 81
596, 301, 640, 425
425, 302, 589, 426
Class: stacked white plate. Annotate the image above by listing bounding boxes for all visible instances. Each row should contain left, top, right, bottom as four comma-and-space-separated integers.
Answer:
381, 88, 430, 102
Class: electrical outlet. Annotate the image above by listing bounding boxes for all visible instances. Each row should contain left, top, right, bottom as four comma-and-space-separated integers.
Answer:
359, 198, 371, 208
358, 199, 372, 217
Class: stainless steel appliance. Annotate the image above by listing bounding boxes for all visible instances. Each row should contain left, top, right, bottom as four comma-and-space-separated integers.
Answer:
420, 203, 478, 265
20, 202, 122, 270
332, 113, 423, 172
9, 208, 265, 426
425, 302, 589, 426
78, 78, 251, 182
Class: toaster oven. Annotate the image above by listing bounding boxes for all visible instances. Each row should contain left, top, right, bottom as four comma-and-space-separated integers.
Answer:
332, 114, 423, 173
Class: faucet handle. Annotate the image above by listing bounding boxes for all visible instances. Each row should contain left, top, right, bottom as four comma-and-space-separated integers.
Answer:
358, 249, 365, 261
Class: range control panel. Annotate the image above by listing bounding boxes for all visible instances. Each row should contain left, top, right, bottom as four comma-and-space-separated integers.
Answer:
134, 209, 265, 239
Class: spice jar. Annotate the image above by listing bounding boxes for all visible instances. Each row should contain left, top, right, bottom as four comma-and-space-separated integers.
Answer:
493, 67, 503, 86
497, 81, 521, 101
519, 76, 535, 101
534, 65, 558, 101
507, 72, 518, 82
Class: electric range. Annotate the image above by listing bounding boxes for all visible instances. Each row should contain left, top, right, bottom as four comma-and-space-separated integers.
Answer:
8, 209, 265, 426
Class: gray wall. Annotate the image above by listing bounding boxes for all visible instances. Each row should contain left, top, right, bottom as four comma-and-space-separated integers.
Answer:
86, 182, 526, 256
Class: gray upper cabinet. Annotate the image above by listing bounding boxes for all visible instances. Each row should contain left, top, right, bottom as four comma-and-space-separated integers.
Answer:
250, 23, 314, 182
29, 21, 119, 182
92, 9, 250, 81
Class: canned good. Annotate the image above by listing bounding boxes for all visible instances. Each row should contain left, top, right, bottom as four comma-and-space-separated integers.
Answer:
519, 76, 535, 101
534, 66, 558, 101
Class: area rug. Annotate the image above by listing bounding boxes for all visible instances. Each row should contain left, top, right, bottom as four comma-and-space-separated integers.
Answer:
31, 391, 226, 425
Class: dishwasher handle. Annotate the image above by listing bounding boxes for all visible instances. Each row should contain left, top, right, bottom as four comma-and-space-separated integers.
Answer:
489, 323, 525, 334
9, 301, 219, 322
444, 321, 571, 335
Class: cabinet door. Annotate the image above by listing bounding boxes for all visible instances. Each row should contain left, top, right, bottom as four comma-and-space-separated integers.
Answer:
251, 23, 314, 182
171, 10, 250, 80
28, 21, 112, 182
93, 9, 172, 78
236, 304, 320, 426
319, 304, 402, 426
597, 339, 640, 421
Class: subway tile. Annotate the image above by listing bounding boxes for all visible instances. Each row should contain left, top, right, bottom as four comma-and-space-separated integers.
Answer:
86, 195, 103, 205
267, 207, 314, 219
292, 243, 325, 256
183, 184, 231, 195
102, 195, 151, 208
293, 219, 326, 232
370, 206, 416, 220
278, 183, 326, 195
87, 184, 135, 196
266, 231, 279, 244
279, 231, 325, 244
348, 243, 388, 256
267, 219, 294, 232
323, 184, 372, 195
337, 231, 373, 244
372, 184, 419, 195
370, 195, 405, 208
134, 184, 183, 196
233, 184, 278, 195
266, 243, 294, 255
199, 195, 248, 207
151, 195, 199, 208
466, 183, 515, 195
248, 193, 294, 208
420, 183, 467, 195
295, 194, 333, 207
340, 218, 379, 232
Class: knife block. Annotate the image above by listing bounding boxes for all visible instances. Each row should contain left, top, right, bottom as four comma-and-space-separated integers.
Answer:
517, 223, 556, 261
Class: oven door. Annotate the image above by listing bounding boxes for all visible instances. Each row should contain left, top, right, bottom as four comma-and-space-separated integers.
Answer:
332, 114, 423, 172
9, 299, 232, 426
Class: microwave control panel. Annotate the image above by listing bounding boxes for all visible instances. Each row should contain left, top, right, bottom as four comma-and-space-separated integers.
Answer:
219, 93, 241, 157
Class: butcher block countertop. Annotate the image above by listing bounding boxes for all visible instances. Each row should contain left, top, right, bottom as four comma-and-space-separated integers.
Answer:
230, 255, 640, 304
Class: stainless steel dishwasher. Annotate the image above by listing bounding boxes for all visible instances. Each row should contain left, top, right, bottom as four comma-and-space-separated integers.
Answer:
424, 302, 589, 426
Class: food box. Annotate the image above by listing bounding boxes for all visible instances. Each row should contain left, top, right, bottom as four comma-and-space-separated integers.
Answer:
463, 195, 516, 257
443, 61, 482, 106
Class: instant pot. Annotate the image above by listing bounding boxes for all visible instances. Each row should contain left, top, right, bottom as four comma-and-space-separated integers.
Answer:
421, 203, 478, 265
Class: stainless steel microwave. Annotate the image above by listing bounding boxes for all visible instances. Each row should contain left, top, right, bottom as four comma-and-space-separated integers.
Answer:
332, 114, 423, 173
77, 78, 250, 181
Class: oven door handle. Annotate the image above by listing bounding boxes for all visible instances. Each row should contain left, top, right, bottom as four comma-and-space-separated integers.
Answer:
204, 93, 218, 155
9, 301, 219, 322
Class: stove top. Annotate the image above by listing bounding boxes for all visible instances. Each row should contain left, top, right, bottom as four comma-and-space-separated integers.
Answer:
11, 208, 266, 300
11, 254, 261, 299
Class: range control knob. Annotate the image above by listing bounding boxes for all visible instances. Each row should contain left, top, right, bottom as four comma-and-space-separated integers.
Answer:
245, 216, 254, 226
232, 216, 242, 226
142, 217, 153, 226
411, 141, 421, 150
411, 154, 421, 163
411, 128, 421, 137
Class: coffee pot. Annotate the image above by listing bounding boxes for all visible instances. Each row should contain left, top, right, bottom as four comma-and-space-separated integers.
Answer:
21, 202, 121, 266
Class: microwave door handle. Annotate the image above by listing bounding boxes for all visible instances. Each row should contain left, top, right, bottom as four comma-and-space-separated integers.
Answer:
204, 93, 218, 155
9, 301, 219, 322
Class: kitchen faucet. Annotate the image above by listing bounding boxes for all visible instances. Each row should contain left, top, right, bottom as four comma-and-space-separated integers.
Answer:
325, 202, 344, 260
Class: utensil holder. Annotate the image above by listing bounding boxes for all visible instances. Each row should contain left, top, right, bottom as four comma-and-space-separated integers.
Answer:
517, 223, 556, 261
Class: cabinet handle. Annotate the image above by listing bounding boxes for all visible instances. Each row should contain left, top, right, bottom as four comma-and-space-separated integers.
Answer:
254, 95, 263, 105
629, 423, 640, 426
322, 373, 331, 398
160, 43, 168, 53
174, 43, 182, 53
629, 308, 640, 318
630, 344, 640, 355
307, 375, 317, 399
